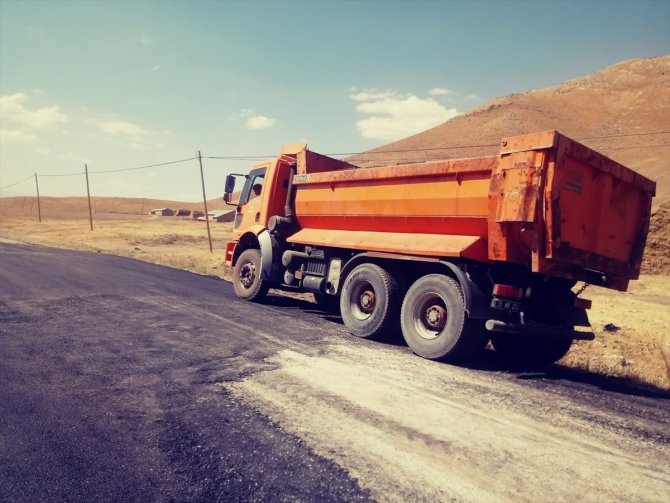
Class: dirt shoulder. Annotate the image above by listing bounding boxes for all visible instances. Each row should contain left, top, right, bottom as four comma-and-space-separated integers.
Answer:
1, 213, 668, 390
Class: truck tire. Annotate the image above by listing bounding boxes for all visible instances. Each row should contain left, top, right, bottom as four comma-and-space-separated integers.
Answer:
340, 263, 399, 339
233, 248, 269, 301
401, 274, 485, 361
490, 335, 573, 366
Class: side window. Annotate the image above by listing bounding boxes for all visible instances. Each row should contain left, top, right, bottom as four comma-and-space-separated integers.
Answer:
249, 174, 265, 199
239, 167, 267, 205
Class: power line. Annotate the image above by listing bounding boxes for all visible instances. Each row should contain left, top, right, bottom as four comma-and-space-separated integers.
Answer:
579, 131, 670, 140
40, 171, 86, 177
205, 130, 670, 160
607, 143, 670, 150
2, 130, 668, 184
89, 156, 196, 174
0, 174, 34, 190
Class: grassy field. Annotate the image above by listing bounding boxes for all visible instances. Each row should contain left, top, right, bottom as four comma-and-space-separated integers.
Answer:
1, 211, 668, 391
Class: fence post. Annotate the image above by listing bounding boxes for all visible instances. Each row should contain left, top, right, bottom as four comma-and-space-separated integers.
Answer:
198, 151, 213, 253
85, 164, 93, 231
34, 173, 42, 223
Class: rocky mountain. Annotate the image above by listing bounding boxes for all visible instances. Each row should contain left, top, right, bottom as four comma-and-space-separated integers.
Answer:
351, 56, 670, 205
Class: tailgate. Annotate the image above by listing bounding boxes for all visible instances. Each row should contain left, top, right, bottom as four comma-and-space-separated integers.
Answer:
492, 131, 656, 291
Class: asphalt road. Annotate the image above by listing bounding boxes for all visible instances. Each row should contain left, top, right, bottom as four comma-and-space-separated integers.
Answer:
0, 241, 371, 502
1, 241, 669, 502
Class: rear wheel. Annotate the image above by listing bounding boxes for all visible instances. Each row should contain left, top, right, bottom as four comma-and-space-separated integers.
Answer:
401, 274, 485, 361
490, 335, 573, 366
232, 248, 269, 301
340, 263, 400, 339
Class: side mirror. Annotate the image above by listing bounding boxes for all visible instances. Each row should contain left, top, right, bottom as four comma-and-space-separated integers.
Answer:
224, 174, 236, 194
224, 174, 237, 205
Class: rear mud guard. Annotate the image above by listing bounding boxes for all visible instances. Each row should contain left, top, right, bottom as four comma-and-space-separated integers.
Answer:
439, 261, 493, 320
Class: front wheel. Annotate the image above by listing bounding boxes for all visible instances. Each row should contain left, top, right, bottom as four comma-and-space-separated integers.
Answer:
490, 335, 573, 366
340, 263, 400, 339
401, 274, 485, 361
232, 248, 269, 301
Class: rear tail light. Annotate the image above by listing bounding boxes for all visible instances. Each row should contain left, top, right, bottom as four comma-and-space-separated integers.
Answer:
492, 284, 524, 299
574, 298, 592, 309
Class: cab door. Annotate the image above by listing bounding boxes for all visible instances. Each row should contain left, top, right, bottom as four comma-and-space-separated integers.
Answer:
234, 166, 266, 235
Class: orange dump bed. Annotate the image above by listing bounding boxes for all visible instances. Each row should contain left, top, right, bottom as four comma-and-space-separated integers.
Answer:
287, 131, 655, 291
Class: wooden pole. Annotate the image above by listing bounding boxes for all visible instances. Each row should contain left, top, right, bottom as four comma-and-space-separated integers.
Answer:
198, 151, 213, 253
85, 164, 93, 231
34, 173, 42, 223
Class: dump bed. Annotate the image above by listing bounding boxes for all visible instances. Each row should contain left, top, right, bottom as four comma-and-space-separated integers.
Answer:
287, 131, 655, 291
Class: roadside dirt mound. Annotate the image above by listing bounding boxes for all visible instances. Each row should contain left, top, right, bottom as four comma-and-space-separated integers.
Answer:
351, 56, 670, 205
642, 202, 670, 275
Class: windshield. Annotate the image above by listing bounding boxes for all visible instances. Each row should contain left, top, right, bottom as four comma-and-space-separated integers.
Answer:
239, 167, 266, 205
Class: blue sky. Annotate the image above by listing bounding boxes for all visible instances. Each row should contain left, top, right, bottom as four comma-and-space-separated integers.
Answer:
1, 0, 669, 200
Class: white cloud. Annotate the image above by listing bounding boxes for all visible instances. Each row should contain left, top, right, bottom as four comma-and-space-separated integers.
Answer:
465, 93, 482, 100
59, 152, 91, 163
87, 117, 148, 140
429, 87, 455, 97
0, 93, 69, 130
246, 115, 276, 130
140, 31, 152, 44
230, 108, 256, 121
152, 65, 160, 71
100, 120, 148, 138
350, 89, 398, 102
352, 90, 459, 141
0, 129, 36, 144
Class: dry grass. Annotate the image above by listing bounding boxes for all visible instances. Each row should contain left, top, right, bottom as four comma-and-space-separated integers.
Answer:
1, 209, 668, 391
561, 278, 670, 390
0, 214, 234, 279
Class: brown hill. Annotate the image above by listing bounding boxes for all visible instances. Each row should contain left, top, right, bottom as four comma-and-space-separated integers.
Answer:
350, 56, 670, 205
643, 201, 670, 274
0, 196, 232, 219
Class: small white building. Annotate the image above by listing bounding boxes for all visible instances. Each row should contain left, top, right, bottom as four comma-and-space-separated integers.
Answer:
197, 210, 235, 222
148, 208, 174, 216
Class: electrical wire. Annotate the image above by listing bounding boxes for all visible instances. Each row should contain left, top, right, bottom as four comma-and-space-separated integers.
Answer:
3, 131, 668, 182
40, 171, 86, 177
89, 156, 196, 174
0, 174, 35, 190
204, 130, 670, 160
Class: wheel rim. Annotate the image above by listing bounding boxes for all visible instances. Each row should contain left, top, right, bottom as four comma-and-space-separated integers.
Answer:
411, 291, 447, 340
239, 261, 256, 289
349, 280, 376, 321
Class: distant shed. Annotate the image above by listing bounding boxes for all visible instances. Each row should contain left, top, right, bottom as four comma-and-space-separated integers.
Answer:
175, 208, 191, 217
197, 210, 235, 222
148, 208, 174, 216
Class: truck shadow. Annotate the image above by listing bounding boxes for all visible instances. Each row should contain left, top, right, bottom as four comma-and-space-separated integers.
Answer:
465, 351, 670, 400
264, 294, 345, 325
262, 294, 669, 400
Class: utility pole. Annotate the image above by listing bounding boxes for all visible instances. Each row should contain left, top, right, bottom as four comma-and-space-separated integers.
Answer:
85, 164, 93, 231
34, 173, 42, 223
198, 151, 213, 253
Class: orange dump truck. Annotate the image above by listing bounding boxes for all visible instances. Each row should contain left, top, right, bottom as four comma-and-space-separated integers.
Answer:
223, 131, 655, 365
